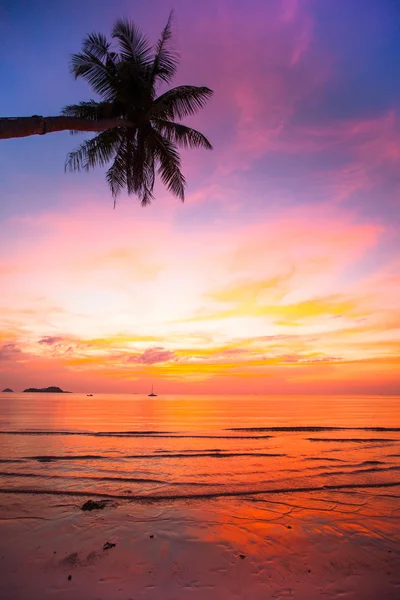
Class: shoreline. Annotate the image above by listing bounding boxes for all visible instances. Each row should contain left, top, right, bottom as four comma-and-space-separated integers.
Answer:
1, 490, 399, 600
0, 479, 400, 501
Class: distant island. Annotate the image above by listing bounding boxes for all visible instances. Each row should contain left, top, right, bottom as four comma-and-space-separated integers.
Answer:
23, 386, 71, 393
2, 388, 13, 392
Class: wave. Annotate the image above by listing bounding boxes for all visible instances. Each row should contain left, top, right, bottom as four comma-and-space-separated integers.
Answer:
227, 426, 400, 432
307, 438, 397, 443
0, 430, 171, 436
133, 452, 284, 458
31, 455, 105, 462
0, 471, 166, 483
27, 451, 285, 462
304, 457, 344, 462
98, 434, 273, 439
0, 481, 399, 502
319, 466, 400, 477
0, 472, 219, 487
0, 430, 272, 439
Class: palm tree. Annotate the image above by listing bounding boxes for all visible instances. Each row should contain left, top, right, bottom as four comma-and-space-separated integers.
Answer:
0, 115, 134, 139
0, 13, 213, 205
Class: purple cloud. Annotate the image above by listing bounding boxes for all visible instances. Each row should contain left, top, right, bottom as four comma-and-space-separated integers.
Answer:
0, 343, 21, 361
38, 336, 64, 346
127, 347, 176, 365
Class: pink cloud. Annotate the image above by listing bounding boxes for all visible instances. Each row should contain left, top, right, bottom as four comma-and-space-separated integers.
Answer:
0, 343, 21, 361
269, 109, 400, 160
127, 347, 176, 365
38, 336, 64, 345
161, 0, 329, 179
159, 3, 400, 213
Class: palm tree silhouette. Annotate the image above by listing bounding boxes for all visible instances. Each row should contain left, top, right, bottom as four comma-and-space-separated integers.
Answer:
0, 13, 213, 206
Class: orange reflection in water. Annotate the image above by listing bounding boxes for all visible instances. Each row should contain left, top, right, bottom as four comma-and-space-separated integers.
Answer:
20, 392, 399, 430
1, 394, 399, 500
1, 392, 400, 600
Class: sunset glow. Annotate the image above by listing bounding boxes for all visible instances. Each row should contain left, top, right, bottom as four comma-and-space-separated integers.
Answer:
0, 0, 399, 394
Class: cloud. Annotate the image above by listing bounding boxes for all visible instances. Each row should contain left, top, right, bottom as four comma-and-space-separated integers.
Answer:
38, 336, 64, 345
127, 347, 176, 365
195, 0, 325, 175
0, 343, 21, 361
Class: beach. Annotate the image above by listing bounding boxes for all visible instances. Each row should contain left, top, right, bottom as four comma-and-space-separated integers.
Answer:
0, 393, 399, 599
1, 1, 400, 598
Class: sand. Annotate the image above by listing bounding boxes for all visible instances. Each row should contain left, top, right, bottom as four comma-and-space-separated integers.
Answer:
0, 489, 399, 600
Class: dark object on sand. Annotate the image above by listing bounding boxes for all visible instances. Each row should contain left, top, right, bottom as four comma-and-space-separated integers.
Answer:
87, 394, 93, 396
68, 575, 72, 581
149, 534, 154, 539
23, 386, 71, 393
103, 542, 116, 550
287, 525, 292, 529
2, 388, 13, 392
81, 499, 107, 511
239, 554, 246, 560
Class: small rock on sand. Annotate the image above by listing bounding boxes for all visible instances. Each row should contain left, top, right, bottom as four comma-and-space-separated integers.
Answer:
81, 499, 107, 511
103, 542, 116, 551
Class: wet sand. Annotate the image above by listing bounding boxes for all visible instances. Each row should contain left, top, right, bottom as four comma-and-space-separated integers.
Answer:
0, 489, 399, 600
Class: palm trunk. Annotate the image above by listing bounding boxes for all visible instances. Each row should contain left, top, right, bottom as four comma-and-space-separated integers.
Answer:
0, 116, 133, 140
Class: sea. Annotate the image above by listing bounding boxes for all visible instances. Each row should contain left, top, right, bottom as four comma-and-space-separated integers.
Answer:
0, 393, 399, 500
1, 393, 399, 599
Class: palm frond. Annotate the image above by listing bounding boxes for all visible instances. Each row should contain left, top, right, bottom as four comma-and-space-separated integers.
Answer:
64, 129, 120, 172
61, 100, 112, 120
140, 168, 155, 205
154, 85, 213, 120
150, 130, 186, 200
150, 11, 179, 85
82, 32, 111, 60
127, 133, 156, 205
125, 134, 138, 195
112, 18, 153, 65
119, 131, 155, 205
61, 100, 116, 135
106, 140, 128, 201
70, 51, 116, 99
155, 120, 213, 149
114, 59, 152, 107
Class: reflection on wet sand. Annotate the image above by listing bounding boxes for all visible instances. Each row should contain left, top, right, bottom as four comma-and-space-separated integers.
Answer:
0, 490, 398, 600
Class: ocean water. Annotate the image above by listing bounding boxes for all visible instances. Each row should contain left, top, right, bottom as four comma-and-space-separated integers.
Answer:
0, 393, 399, 500
1, 393, 399, 599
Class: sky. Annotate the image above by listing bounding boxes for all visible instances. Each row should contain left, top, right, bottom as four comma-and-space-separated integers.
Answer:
0, 0, 399, 394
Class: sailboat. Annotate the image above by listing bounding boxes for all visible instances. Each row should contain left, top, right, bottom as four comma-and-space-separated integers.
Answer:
148, 384, 157, 397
